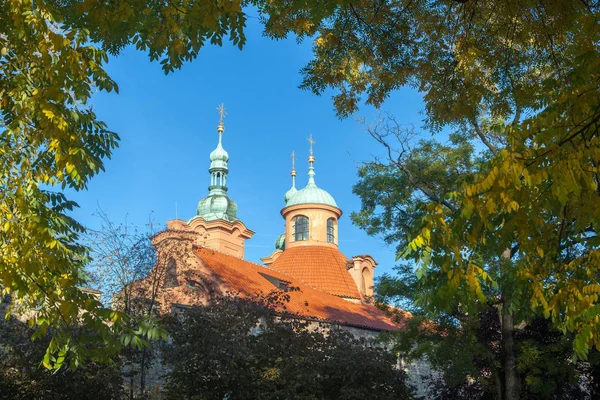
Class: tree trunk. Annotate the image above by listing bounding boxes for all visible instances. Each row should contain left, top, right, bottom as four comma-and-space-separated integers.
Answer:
499, 247, 519, 400
492, 365, 503, 400
129, 372, 134, 400
140, 348, 147, 398
502, 306, 519, 400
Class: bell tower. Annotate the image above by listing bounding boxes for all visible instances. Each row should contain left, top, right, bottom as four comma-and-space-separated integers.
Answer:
166, 104, 254, 258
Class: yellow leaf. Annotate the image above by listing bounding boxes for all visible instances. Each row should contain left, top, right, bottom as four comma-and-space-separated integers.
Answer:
422, 228, 431, 241
537, 247, 544, 257
42, 109, 54, 119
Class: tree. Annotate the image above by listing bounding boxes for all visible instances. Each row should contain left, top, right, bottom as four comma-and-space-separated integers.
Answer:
84, 209, 169, 398
287, 0, 600, 364
283, 2, 600, 397
377, 263, 600, 400
0, 315, 124, 400
163, 294, 413, 400
351, 114, 599, 399
0, 0, 210, 369
84, 209, 158, 308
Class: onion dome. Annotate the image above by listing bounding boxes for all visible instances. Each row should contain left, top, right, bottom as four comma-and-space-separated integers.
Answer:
197, 195, 238, 222
209, 138, 229, 169
284, 186, 298, 204
192, 104, 239, 223
286, 136, 338, 208
275, 233, 286, 250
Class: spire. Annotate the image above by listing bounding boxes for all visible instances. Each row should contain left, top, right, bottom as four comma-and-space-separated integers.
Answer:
284, 150, 298, 204
217, 103, 226, 133
291, 150, 297, 188
215, 103, 226, 148
196, 104, 239, 222
307, 134, 316, 187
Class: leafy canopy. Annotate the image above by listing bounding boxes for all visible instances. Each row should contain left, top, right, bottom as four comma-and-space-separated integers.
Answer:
351, 115, 600, 397
0, 315, 124, 400
288, 0, 600, 359
2, 0, 599, 367
376, 263, 600, 399
163, 294, 413, 400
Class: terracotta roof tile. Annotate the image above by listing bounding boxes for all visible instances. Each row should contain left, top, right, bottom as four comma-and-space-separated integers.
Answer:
193, 246, 404, 331
269, 246, 361, 299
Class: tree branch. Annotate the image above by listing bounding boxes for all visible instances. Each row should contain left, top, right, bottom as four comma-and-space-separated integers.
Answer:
471, 119, 497, 154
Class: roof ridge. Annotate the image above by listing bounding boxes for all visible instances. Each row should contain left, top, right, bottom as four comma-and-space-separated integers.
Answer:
193, 244, 272, 271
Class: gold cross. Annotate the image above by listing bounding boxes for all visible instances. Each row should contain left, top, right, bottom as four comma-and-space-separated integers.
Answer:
291, 151, 296, 170
307, 134, 315, 156
217, 103, 227, 125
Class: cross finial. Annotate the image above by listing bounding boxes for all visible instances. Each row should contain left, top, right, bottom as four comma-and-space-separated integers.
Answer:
291, 151, 296, 170
217, 103, 227, 126
307, 134, 315, 156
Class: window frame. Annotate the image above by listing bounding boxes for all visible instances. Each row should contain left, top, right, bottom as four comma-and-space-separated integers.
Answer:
327, 218, 335, 243
293, 215, 309, 241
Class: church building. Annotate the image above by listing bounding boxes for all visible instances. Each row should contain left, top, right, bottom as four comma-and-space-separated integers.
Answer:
137, 106, 409, 334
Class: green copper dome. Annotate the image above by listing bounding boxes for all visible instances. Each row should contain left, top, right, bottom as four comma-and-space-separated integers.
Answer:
209, 140, 229, 169
275, 233, 286, 250
284, 186, 297, 204
195, 194, 238, 222
286, 158, 338, 208
286, 184, 338, 208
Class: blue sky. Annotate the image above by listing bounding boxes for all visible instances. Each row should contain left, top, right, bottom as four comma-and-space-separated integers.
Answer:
71, 15, 428, 278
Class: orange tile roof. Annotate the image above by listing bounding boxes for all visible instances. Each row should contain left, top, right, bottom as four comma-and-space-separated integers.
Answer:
268, 245, 361, 299
193, 246, 404, 331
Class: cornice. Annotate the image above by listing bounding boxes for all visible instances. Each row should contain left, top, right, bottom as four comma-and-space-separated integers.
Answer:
280, 203, 342, 219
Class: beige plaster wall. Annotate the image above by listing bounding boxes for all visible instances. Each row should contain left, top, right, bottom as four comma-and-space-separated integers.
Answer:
203, 229, 246, 258
282, 204, 341, 249
167, 218, 253, 259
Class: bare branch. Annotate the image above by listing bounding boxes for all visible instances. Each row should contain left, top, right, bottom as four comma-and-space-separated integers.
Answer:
358, 114, 458, 213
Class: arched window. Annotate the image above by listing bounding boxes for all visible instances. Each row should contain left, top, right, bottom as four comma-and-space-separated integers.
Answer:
293, 216, 309, 241
327, 218, 335, 243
